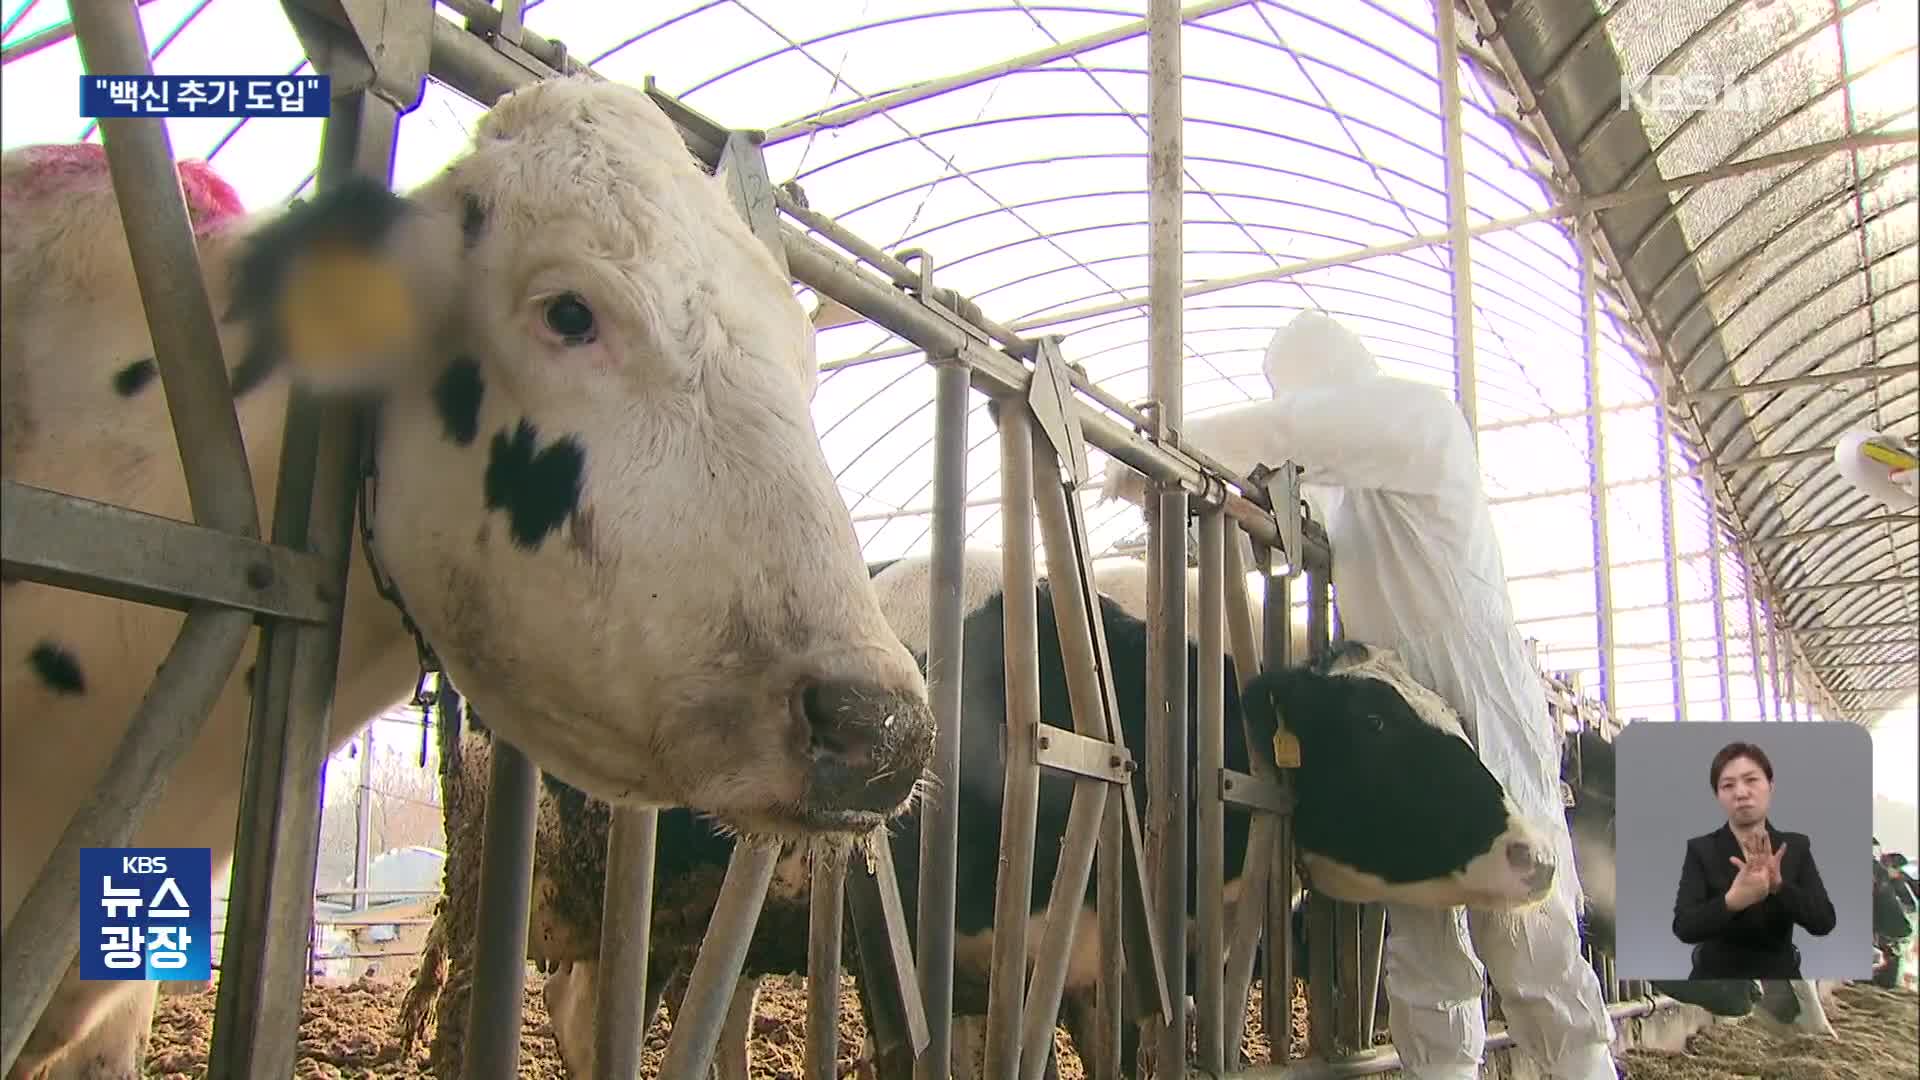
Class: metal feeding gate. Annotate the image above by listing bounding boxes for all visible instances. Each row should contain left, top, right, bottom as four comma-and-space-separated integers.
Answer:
2, 1, 1404, 1077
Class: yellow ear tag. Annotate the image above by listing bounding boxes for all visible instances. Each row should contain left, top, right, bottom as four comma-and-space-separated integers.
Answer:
1272, 728, 1302, 769
280, 246, 418, 370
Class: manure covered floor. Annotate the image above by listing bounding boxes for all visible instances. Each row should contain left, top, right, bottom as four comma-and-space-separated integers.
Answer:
142, 973, 1913, 1078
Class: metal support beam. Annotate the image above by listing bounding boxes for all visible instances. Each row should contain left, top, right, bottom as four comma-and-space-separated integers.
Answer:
1750, 513, 1919, 547
1777, 574, 1920, 595
1679, 361, 1919, 402
1147, 2, 1190, 1072
1438, 0, 1478, 433
1656, 407, 1689, 722
805, 848, 847, 1080
916, 358, 971, 1080
656, 845, 781, 1077
593, 808, 659, 1079
463, 732, 539, 1077
209, 0, 426, 1070
1581, 228, 1620, 713
1706, 476, 1733, 722
1194, 503, 1228, 1075
1742, 558, 1772, 722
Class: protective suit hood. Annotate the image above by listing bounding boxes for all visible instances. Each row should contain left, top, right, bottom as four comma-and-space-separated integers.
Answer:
1263, 309, 1382, 395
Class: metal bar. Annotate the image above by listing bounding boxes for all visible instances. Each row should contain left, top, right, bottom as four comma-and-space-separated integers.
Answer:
1581, 228, 1620, 714
985, 400, 1042, 1080
1657, 407, 1689, 722
1438, 0, 1477, 432
0, 481, 332, 623
353, 727, 373, 911
1221, 530, 1274, 1069
1776, 574, 1920, 595
71, 3, 258, 540
1030, 427, 1173, 1028
1706, 479, 1733, 723
1019, 781, 1110, 1080
207, 75, 398, 1080
1767, 618, 1786, 720
0, 607, 252, 1072
1679, 362, 1918, 403
806, 847, 847, 1080
1094, 793, 1125, 1080
1148, 2, 1189, 1072
1750, 512, 1918, 547
1195, 504, 1228, 1075
657, 845, 781, 1078
1261, 553, 1298, 1064
845, 843, 931, 1072
463, 736, 540, 1077
762, 0, 1253, 144
1796, 619, 1920, 636
593, 807, 659, 1080
916, 358, 971, 1080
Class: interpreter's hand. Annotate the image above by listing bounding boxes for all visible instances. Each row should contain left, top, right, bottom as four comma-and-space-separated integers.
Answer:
1762, 840, 1789, 894
1726, 849, 1772, 911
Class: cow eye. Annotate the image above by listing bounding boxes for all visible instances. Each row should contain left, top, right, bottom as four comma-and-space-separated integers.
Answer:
543, 293, 596, 344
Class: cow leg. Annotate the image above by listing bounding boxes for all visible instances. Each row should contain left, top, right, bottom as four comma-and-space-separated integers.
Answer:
543, 960, 597, 1078
5, 966, 154, 1080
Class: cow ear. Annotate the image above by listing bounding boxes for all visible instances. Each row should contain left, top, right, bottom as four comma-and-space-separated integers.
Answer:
223, 176, 463, 396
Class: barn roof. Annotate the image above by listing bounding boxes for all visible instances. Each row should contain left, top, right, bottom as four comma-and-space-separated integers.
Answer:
3, 0, 1913, 727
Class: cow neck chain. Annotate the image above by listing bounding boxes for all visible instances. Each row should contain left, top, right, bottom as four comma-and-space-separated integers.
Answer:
355, 410, 446, 721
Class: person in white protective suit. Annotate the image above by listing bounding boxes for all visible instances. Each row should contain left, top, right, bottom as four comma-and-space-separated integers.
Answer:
1100, 309, 1618, 1080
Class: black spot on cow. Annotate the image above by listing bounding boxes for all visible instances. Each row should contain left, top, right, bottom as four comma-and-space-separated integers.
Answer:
112, 358, 157, 397
29, 641, 85, 695
1244, 652, 1508, 885
483, 420, 586, 550
461, 193, 487, 248
433, 357, 484, 446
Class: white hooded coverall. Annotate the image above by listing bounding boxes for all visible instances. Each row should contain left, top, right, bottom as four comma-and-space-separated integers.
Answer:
1103, 311, 1616, 1080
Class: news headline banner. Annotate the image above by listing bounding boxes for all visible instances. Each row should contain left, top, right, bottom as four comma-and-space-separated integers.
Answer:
81, 75, 330, 118
80, 847, 213, 982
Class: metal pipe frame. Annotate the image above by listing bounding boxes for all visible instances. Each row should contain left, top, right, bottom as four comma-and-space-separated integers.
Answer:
1580, 226, 1621, 714
985, 399, 1042, 1080
1195, 505, 1228, 1074
806, 846, 847, 1080
462, 729, 540, 1077
917, 356, 971, 1079
1437, 0, 1478, 432
206, 0, 437, 1069
0, 0, 284, 1059
1655, 404, 1690, 723
1147, 2, 1192, 1073
656, 844, 783, 1077
593, 807, 658, 1079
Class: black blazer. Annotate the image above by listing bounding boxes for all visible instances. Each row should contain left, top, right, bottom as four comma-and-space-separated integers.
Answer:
1671, 822, 1837, 980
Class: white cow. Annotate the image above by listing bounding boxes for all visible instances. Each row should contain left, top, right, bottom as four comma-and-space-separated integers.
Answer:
0, 75, 934, 1079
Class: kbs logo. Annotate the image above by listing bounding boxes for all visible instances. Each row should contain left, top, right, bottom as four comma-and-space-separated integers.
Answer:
79, 847, 213, 982
1619, 73, 1768, 116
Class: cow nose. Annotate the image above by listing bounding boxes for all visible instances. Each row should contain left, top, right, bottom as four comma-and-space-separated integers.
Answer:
1508, 840, 1555, 894
797, 678, 932, 816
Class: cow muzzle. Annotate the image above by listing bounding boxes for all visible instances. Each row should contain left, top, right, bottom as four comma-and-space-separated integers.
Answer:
1507, 838, 1556, 902
793, 676, 935, 827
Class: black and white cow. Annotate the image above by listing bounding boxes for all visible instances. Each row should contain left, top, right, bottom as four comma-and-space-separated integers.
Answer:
1, 75, 936, 1079
415, 548, 1565, 1077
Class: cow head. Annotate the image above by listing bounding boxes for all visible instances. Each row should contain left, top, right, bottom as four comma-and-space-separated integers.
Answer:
0, 76, 936, 837
1242, 641, 1560, 911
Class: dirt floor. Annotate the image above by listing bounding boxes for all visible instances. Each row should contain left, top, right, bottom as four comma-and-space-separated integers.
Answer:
145, 971, 1313, 1078
144, 975, 1912, 1078
1620, 983, 1918, 1080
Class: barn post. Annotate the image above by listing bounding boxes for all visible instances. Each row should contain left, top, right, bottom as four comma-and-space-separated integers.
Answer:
984, 396, 1042, 1079
463, 737, 541, 1077
655, 843, 783, 1077
1655, 404, 1691, 725
1144, 0, 1190, 1072
1194, 500, 1228, 1074
1579, 224, 1621, 718
916, 340, 972, 1080
0, 1, 267, 1065
1259, 537, 1300, 1065
1705, 472, 1734, 722
592, 807, 659, 1078
208, 3, 429, 1076
1742, 554, 1771, 721
1437, 0, 1478, 436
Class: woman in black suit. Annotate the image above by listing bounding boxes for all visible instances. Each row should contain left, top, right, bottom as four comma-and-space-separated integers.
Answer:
1671, 741, 1837, 980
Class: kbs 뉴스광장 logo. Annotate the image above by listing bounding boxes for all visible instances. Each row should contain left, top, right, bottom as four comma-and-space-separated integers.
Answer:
79, 847, 213, 982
